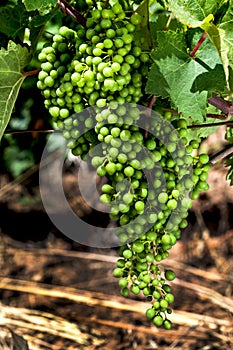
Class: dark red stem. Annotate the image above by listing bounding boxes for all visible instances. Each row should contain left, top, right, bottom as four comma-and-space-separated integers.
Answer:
189, 32, 208, 57
57, 0, 86, 27
23, 68, 41, 77
4, 129, 60, 135
206, 113, 228, 120
148, 95, 156, 110
104, 0, 109, 9
208, 94, 233, 117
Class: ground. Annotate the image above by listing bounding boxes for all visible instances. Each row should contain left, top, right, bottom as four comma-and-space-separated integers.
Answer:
0, 128, 233, 349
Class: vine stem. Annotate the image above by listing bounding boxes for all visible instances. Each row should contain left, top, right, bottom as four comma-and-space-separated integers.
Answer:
23, 69, 41, 77
4, 129, 61, 135
4, 120, 233, 136
209, 145, 233, 165
188, 121, 233, 129
104, 0, 109, 9
208, 94, 233, 117
57, 0, 86, 27
206, 113, 228, 120
148, 95, 156, 110
189, 32, 208, 57
144, 96, 156, 138
165, 13, 173, 31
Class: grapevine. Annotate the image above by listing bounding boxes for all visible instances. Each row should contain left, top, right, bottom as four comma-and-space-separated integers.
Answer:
1, 0, 233, 331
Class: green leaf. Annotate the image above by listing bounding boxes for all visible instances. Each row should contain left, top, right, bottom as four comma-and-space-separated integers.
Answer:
188, 28, 231, 94
135, 0, 152, 50
22, 0, 57, 14
0, 2, 29, 42
29, 8, 58, 50
150, 12, 183, 46
0, 42, 31, 142
167, 0, 219, 27
200, 22, 230, 90
146, 30, 208, 121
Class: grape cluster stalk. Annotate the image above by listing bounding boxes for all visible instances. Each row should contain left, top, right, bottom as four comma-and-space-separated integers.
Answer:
37, 0, 210, 328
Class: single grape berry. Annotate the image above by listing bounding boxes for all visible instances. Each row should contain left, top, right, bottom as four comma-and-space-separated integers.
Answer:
199, 153, 209, 164
165, 270, 176, 281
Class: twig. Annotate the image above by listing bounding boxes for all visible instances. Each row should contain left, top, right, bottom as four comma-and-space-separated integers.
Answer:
165, 13, 173, 31
209, 144, 233, 165
144, 96, 156, 138
208, 94, 233, 117
104, 0, 109, 9
23, 69, 41, 77
148, 95, 156, 110
206, 113, 228, 120
0, 277, 231, 328
189, 32, 207, 57
188, 121, 233, 129
57, 0, 86, 27
4, 129, 60, 135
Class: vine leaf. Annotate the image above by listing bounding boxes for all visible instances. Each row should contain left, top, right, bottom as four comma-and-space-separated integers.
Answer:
167, 0, 233, 90
0, 42, 31, 142
22, 0, 57, 14
201, 22, 230, 90
146, 30, 208, 121
166, 0, 217, 28
135, 0, 152, 50
0, 2, 29, 43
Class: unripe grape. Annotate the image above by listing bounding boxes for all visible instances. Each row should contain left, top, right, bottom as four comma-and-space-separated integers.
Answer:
123, 249, 133, 259
131, 284, 140, 295
153, 315, 163, 327
119, 278, 128, 288
130, 13, 142, 25
163, 319, 172, 330
121, 287, 129, 297
165, 270, 176, 281
113, 268, 123, 278
199, 153, 209, 164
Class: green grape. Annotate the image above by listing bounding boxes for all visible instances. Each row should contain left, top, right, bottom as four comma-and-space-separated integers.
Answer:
118, 278, 128, 288
130, 13, 142, 25
123, 249, 133, 259
132, 241, 144, 253
146, 308, 156, 320
199, 153, 209, 164
121, 287, 129, 297
158, 192, 168, 204
131, 284, 140, 295
165, 270, 176, 281
113, 268, 124, 278
153, 315, 163, 327
165, 293, 175, 304
160, 299, 169, 309
163, 319, 172, 330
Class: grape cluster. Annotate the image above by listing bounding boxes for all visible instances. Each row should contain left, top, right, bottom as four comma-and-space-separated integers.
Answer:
37, 0, 149, 156
37, 0, 211, 329
87, 106, 210, 328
